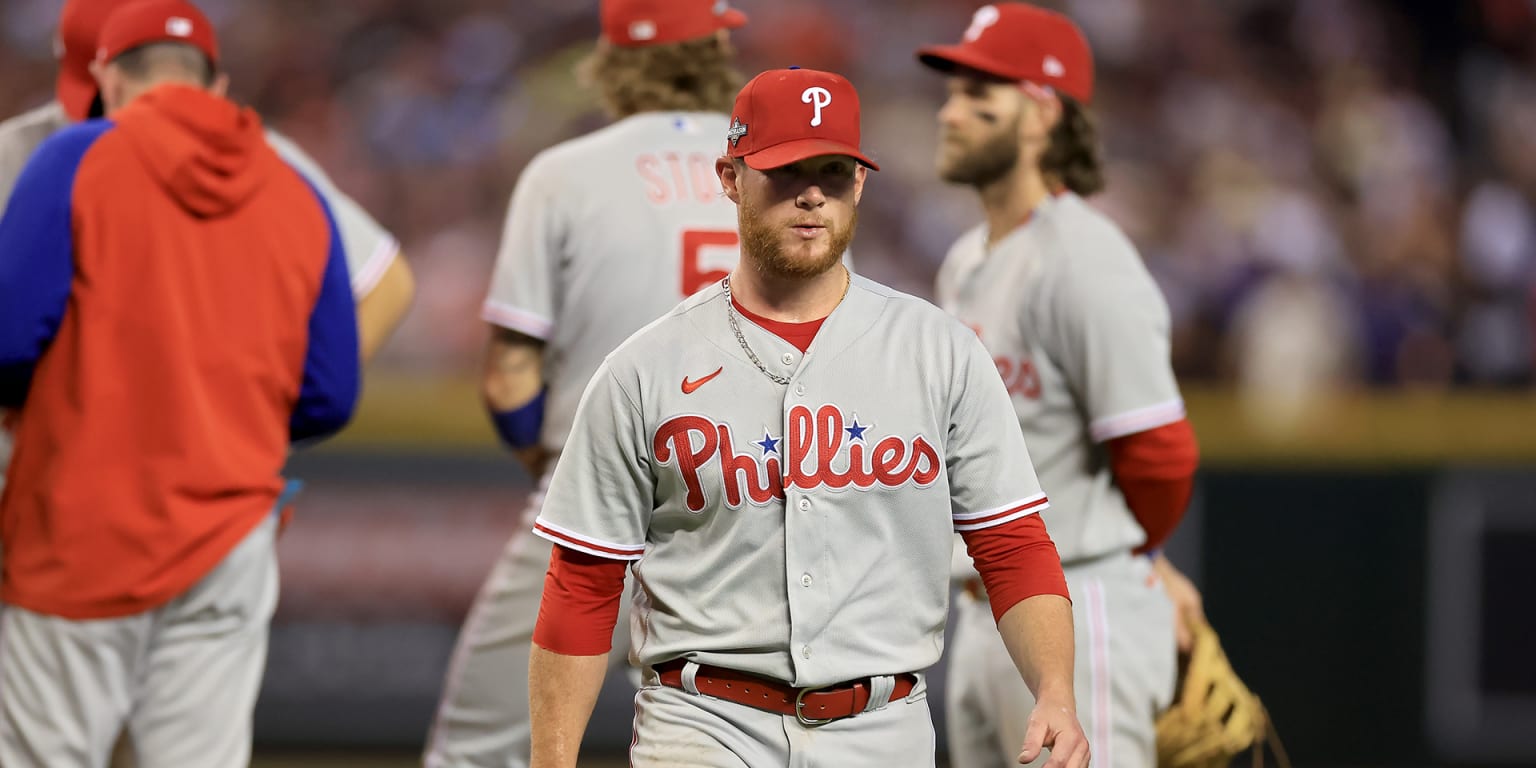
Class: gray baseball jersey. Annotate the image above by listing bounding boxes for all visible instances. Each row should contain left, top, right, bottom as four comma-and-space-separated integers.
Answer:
0, 101, 399, 490
481, 111, 743, 456
938, 192, 1182, 768
936, 192, 1184, 564
260, 130, 401, 298
532, 275, 1050, 687
0, 103, 67, 209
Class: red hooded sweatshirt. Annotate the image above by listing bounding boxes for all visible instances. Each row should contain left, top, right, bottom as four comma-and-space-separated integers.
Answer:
0, 84, 360, 619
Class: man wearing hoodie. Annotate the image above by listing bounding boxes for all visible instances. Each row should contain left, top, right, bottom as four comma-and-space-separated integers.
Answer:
0, 0, 414, 493
0, 2, 360, 766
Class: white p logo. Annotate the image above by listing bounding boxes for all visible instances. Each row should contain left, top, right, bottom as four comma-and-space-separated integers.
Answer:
964, 5, 1000, 42
801, 86, 832, 127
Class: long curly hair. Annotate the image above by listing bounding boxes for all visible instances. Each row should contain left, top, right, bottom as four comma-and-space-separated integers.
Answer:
577, 35, 742, 119
1038, 95, 1105, 196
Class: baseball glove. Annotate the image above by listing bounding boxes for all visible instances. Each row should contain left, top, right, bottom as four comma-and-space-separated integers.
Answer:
1155, 618, 1290, 768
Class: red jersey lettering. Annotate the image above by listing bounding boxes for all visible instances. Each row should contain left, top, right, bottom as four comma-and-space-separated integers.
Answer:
655, 404, 941, 513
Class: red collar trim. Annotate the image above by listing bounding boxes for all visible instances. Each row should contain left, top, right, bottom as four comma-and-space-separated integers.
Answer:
730, 296, 827, 354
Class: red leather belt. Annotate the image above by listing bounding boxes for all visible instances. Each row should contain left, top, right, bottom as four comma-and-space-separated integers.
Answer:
654, 659, 917, 726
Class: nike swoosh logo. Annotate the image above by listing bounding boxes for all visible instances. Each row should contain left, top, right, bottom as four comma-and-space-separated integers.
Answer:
681, 367, 724, 394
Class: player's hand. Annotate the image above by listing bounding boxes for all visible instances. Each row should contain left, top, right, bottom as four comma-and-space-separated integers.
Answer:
513, 444, 550, 479
1153, 553, 1204, 653
1017, 694, 1090, 767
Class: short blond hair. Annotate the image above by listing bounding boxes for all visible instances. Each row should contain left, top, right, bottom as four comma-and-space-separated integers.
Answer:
577, 34, 742, 119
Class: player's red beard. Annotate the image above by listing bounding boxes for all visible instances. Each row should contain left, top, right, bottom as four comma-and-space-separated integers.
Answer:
737, 196, 856, 280
938, 113, 1022, 188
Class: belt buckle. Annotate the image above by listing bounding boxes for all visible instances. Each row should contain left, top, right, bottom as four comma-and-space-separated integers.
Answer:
794, 684, 837, 727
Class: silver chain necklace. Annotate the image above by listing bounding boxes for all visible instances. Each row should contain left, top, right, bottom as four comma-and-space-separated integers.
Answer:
722, 271, 848, 386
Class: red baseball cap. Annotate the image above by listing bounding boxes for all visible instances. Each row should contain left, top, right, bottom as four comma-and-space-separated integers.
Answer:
917, 3, 1095, 104
95, 0, 219, 70
726, 68, 879, 172
55, 0, 132, 120
602, 0, 747, 48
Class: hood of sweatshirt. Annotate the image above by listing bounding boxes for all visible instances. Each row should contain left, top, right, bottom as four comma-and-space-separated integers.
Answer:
115, 84, 270, 218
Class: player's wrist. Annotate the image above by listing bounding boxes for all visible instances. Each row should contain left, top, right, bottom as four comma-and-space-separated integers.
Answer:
489, 386, 547, 449
1034, 679, 1075, 707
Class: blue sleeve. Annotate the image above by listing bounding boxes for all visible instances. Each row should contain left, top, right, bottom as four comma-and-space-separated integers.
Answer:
489, 387, 547, 449
0, 121, 113, 407
289, 185, 361, 443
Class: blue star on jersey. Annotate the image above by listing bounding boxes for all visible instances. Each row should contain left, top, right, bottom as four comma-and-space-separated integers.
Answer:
756, 432, 780, 455
845, 417, 868, 442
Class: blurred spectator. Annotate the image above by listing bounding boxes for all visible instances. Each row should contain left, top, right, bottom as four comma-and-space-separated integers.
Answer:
2, 0, 1533, 392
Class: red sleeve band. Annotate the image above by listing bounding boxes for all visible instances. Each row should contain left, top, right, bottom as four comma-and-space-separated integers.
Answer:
960, 513, 1071, 623
1106, 417, 1199, 555
531, 544, 629, 656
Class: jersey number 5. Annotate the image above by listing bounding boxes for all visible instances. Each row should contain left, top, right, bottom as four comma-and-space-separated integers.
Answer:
681, 228, 740, 296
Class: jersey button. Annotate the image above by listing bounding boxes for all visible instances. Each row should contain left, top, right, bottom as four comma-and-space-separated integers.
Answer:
801, 645, 812, 659
780, 352, 795, 365
794, 384, 806, 396
798, 498, 810, 511
801, 573, 813, 587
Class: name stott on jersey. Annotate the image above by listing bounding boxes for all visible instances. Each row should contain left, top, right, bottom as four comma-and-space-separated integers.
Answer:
937, 192, 1185, 563
534, 276, 1050, 687
482, 112, 740, 458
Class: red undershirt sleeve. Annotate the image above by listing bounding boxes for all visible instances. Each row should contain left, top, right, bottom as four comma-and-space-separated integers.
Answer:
1105, 417, 1200, 555
531, 544, 629, 655
959, 513, 1070, 623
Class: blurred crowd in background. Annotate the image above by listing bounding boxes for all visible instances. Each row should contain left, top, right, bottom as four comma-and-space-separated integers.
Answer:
4, 0, 1535, 394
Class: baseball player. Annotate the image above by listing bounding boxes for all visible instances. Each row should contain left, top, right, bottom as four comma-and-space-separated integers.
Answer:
0, 2, 359, 766
526, 66, 1089, 768
918, 4, 1203, 767
0, 0, 413, 495
424, 2, 751, 765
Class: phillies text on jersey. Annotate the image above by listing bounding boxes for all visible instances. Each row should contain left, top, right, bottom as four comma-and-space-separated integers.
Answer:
653, 403, 943, 512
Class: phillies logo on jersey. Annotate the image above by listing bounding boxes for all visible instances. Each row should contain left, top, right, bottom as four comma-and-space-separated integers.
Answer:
965, 322, 1041, 400
653, 404, 942, 512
